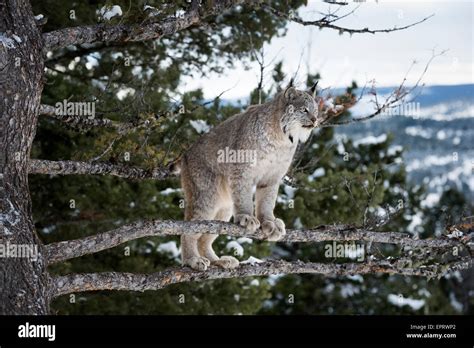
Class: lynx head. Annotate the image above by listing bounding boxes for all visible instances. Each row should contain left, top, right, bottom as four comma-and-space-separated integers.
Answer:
280, 81, 322, 144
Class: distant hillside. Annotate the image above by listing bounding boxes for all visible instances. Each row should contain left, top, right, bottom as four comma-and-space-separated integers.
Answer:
335, 84, 474, 207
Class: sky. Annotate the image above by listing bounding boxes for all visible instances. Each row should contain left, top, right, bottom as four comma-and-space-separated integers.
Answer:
183, 0, 473, 100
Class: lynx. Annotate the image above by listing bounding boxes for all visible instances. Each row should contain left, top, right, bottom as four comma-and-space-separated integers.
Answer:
178, 82, 322, 271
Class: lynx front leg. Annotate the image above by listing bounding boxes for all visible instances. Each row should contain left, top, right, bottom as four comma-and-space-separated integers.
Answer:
256, 184, 286, 241
231, 180, 260, 232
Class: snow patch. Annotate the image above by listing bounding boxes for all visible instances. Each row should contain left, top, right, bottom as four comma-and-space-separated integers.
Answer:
421, 192, 441, 208
226, 241, 244, 257
387, 294, 425, 310
100, 5, 123, 20
347, 274, 364, 283
0, 199, 21, 229
241, 256, 263, 265
283, 184, 296, 199
340, 283, 360, 298
12, 34, 22, 43
387, 145, 403, 156
310, 167, 325, 179
157, 241, 180, 258
143, 4, 159, 16
0, 33, 16, 49
116, 88, 135, 100
250, 279, 260, 286
189, 119, 210, 134
407, 212, 424, 233
160, 188, 181, 195
353, 134, 387, 147
447, 229, 463, 239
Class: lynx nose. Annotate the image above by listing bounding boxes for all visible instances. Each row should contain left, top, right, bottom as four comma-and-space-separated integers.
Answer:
310, 115, 317, 125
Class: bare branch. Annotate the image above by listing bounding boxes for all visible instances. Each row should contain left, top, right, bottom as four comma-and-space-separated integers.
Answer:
263, 4, 433, 35
323, 0, 349, 6
44, 219, 471, 265
28, 159, 175, 180
319, 49, 447, 128
42, 0, 253, 51
51, 256, 474, 297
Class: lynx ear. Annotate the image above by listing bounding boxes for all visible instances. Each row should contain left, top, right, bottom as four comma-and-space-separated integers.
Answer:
284, 87, 297, 101
284, 79, 296, 101
309, 81, 319, 98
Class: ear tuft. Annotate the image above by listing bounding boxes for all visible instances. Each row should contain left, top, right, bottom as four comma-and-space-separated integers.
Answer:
309, 81, 319, 98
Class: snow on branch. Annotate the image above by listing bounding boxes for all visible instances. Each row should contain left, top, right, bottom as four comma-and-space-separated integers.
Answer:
44, 219, 471, 265
51, 256, 473, 297
28, 159, 175, 180
42, 0, 253, 51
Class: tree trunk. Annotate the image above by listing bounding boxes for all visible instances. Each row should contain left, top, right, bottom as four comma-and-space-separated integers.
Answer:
0, 0, 49, 314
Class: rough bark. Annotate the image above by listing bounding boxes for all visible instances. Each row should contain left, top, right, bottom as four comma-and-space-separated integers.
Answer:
0, 0, 50, 314
52, 257, 474, 297
45, 219, 470, 265
42, 0, 252, 51
28, 159, 174, 180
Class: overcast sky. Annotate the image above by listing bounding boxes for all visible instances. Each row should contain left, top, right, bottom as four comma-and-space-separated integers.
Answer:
183, 0, 473, 100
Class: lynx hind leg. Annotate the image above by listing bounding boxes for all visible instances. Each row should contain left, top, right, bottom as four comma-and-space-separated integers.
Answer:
181, 168, 219, 271
199, 206, 239, 269
181, 235, 210, 271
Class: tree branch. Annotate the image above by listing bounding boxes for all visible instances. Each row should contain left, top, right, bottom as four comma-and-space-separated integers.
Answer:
39, 104, 151, 134
28, 159, 175, 180
51, 256, 474, 297
263, 4, 433, 35
44, 219, 471, 265
42, 0, 251, 51
319, 49, 447, 128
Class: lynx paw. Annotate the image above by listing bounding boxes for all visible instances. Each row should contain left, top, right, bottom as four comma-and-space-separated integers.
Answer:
213, 255, 240, 269
234, 214, 260, 232
261, 218, 286, 241
184, 256, 211, 271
